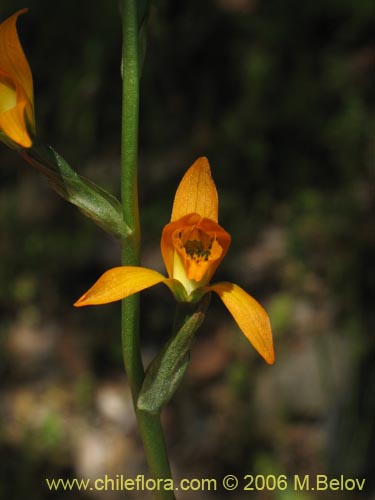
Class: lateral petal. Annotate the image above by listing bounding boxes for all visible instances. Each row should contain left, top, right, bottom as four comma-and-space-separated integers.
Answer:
171, 157, 218, 222
208, 282, 275, 365
74, 266, 173, 306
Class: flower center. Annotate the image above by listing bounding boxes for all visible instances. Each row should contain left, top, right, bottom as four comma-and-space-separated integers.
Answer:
173, 224, 223, 285
185, 238, 212, 261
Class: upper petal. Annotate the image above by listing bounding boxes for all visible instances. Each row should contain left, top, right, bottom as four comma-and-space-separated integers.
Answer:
74, 266, 175, 306
0, 9, 34, 111
208, 282, 275, 365
171, 157, 218, 223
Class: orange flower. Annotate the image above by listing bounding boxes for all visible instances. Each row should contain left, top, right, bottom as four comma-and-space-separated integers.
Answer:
75, 158, 275, 364
0, 9, 35, 148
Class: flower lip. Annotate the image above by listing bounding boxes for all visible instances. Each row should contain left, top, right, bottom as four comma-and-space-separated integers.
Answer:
161, 213, 231, 288
172, 214, 229, 282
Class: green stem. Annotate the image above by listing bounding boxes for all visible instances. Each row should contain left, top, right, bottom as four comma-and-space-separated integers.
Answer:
120, 1, 174, 498
121, 0, 143, 399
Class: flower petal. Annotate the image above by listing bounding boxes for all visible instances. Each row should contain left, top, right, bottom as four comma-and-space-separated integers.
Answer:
74, 266, 175, 306
208, 282, 275, 364
0, 95, 31, 147
171, 157, 218, 222
0, 9, 34, 115
0, 9, 35, 147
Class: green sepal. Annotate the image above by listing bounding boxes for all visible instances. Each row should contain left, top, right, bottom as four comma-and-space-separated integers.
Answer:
137, 294, 211, 414
167, 282, 211, 304
167, 279, 189, 303
189, 286, 209, 304
20, 144, 130, 239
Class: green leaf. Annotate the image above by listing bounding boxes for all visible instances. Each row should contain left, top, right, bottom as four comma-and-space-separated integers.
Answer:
137, 294, 210, 414
20, 144, 130, 239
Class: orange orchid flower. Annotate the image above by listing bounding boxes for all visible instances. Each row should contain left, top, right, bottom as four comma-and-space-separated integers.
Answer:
0, 9, 35, 148
75, 158, 275, 364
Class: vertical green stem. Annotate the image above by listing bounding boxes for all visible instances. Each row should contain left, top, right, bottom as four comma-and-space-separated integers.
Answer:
120, 1, 175, 498
121, 0, 143, 399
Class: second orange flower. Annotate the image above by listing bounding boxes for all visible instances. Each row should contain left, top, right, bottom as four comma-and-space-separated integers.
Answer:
0, 9, 35, 149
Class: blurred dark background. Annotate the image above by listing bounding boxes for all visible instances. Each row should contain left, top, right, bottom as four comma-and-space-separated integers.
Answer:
0, 0, 373, 499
